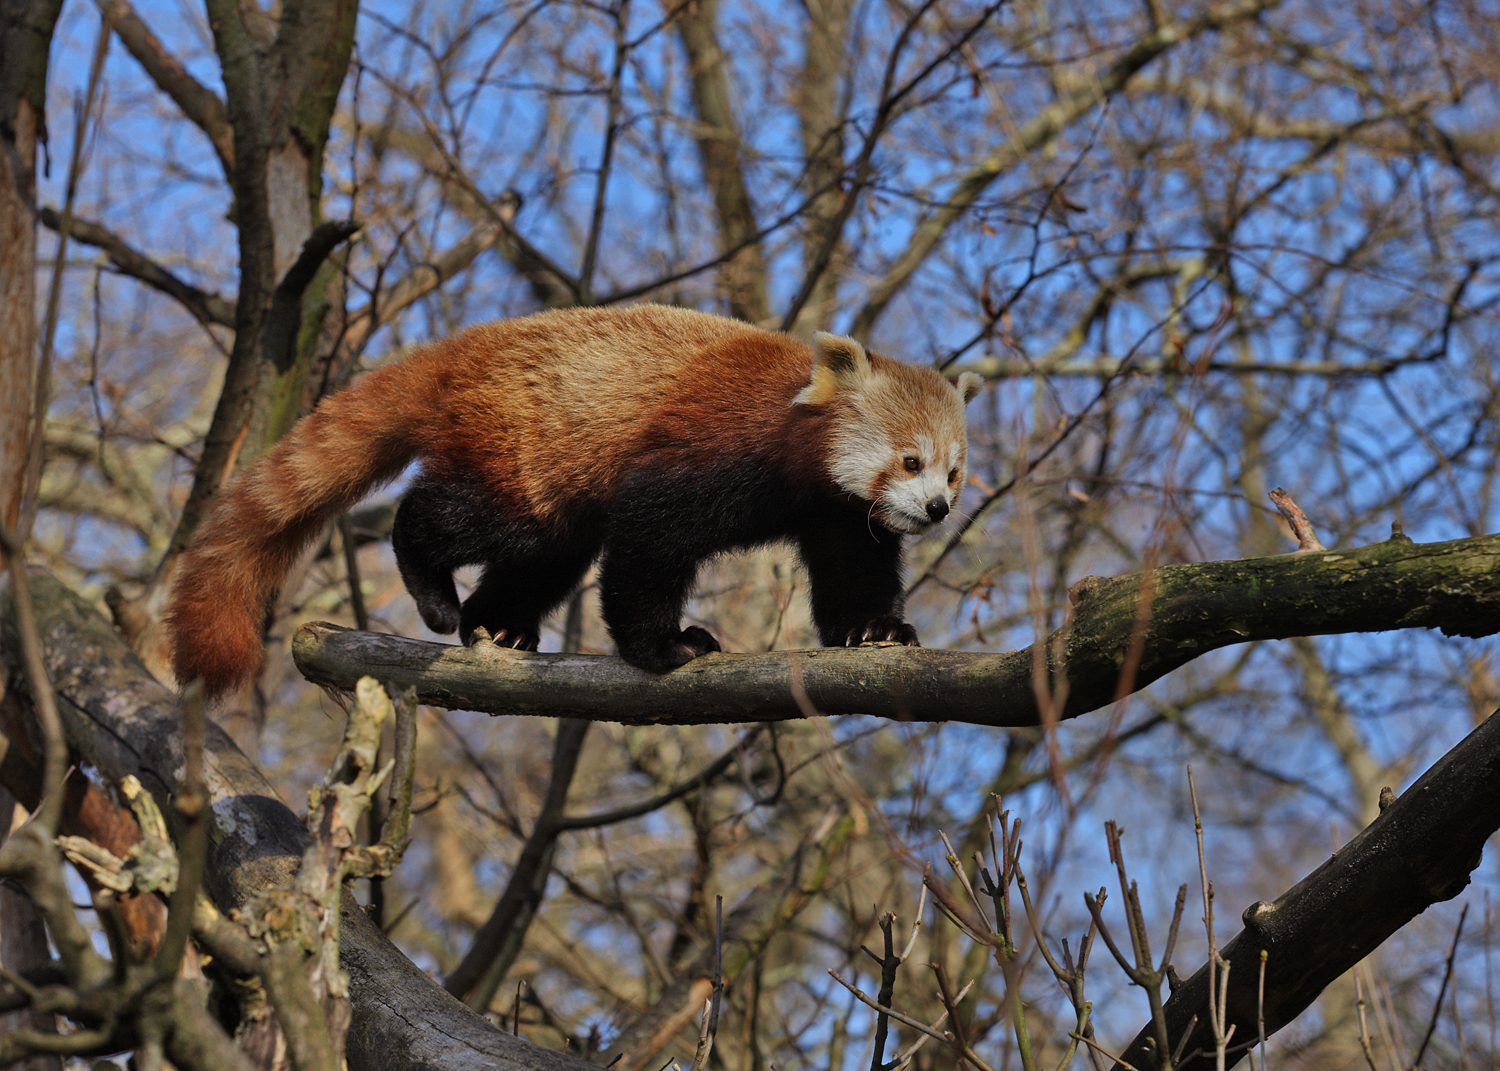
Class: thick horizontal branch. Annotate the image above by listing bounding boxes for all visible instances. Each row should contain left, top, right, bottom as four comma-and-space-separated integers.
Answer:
292, 531, 1500, 727
1113, 702, 1500, 1070
0, 572, 592, 1071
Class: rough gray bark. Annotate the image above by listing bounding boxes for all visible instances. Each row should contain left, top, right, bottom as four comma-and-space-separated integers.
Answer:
291, 531, 1500, 728
0, 570, 593, 1071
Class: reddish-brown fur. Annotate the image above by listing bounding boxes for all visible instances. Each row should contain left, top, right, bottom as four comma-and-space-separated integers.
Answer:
167, 305, 977, 696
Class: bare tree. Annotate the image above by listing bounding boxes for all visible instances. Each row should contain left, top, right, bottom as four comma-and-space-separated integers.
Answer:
5, 0, 1500, 1068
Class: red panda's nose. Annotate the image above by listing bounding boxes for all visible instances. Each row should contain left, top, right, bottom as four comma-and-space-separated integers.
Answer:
925, 497, 949, 522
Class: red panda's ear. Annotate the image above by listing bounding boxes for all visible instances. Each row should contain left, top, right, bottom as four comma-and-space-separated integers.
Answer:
954, 371, 983, 404
795, 332, 872, 405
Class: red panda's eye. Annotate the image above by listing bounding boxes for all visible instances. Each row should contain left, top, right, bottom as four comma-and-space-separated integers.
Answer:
948, 468, 958, 484
903, 457, 920, 473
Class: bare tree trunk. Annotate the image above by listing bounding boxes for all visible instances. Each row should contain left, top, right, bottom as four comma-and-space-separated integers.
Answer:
0, 11, 66, 1062
0, 0, 63, 546
171, 0, 359, 548
788, 0, 852, 335
675, 0, 771, 324
102, 0, 359, 750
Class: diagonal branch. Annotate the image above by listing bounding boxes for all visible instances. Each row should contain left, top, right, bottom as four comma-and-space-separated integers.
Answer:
443, 718, 590, 1011
781, 0, 1000, 332
674, 0, 770, 322
0, 569, 597, 1071
96, 0, 235, 173
41, 206, 235, 327
1111, 704, 1500, 1070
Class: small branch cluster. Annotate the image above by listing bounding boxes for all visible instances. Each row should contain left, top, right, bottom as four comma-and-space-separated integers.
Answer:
0, 672, 419, 1071
1084, 822, 1188, 1070
829, 797, 1105, 1071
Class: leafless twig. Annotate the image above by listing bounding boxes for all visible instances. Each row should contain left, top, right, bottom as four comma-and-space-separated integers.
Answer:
1268, 488, 1327, 553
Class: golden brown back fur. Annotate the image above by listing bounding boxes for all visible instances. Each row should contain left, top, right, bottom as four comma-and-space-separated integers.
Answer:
168, 306, 819, 694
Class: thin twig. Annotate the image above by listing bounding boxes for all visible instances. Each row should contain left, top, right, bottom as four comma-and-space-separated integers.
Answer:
155, 682, 208, 980
1070, 1032, 1143, 1071
779, 1, 1004, 330
1268, 488, 1327, 553
867, 911, 899, 1071
1354, 966, 1381, 1071
827, 968, 971, 1044
1411, 904, 1468, 1070
579, 0, 630, 298
687, 895, 724, 1071
337, 514, 370, 631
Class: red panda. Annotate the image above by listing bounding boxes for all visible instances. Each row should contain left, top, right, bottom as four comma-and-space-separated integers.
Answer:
166, 304, 984, 698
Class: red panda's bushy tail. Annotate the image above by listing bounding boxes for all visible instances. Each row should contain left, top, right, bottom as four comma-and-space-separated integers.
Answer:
165, 350, 444, 699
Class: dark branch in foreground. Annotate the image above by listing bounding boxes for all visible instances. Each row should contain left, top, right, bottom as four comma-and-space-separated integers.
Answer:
292, 531, 1500, 727
1114, 704, 1500, 1070
0, 571, 592, 1071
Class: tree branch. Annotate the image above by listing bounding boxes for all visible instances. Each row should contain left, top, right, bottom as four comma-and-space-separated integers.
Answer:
847, 0, 1283, 340
291, 530, 1500, 728
95, 0, 236, 173
1112, 702, 1500, 1070
40, 206, 236, 327
0, 570, 596, 1071
674, 0, 770, 322
949, 354, 1441, 378
444, 718, 589, 1011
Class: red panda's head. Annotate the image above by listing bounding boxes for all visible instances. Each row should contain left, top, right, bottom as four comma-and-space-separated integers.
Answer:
795, 333, 984, 534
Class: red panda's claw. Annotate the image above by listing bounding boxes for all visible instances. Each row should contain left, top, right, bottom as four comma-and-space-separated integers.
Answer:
847, 617, 921, 647
463, 626, 540, 651
495, 628, 540, 652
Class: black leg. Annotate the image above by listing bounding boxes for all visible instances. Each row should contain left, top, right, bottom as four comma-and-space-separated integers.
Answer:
392, 477, 474, 634
458, 545, 596, 649
797, 518, 917, 647
597, 472, 751, 672
393, 474, 600, 644
598, 537, 722, 672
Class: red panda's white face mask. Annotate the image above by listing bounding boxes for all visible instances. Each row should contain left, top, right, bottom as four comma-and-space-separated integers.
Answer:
795, 333, 983, 535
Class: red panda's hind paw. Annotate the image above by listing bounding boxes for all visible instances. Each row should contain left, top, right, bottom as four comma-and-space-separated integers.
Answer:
677, 626, 721, 657
846, 617, 921, 647
419, 602, 462, 636
624, 627, 721, 673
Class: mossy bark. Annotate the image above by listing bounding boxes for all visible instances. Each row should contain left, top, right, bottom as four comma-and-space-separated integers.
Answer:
292, 532, 1500, 728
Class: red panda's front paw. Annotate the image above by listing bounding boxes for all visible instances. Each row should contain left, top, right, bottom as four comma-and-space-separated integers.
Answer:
464, 626, 540, 651
845, 616, 921, 647
667, 626, 722, 667
495, 627, 541, 651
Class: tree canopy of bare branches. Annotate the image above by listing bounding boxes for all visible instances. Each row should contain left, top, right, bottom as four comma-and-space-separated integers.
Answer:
3, 0, 1500, 1068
